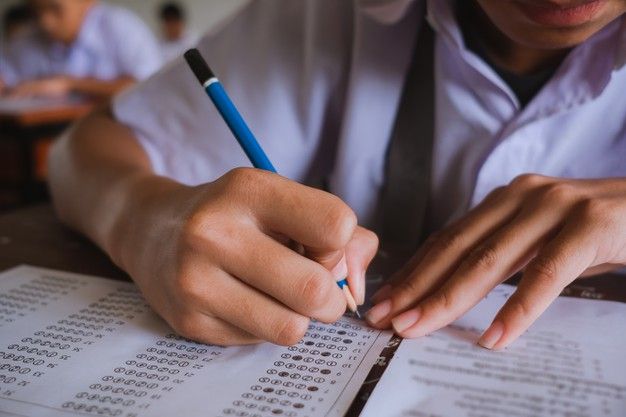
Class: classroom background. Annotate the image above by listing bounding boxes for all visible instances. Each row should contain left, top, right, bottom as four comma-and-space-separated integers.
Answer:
0, 0, 245, 42
0, 0, 246, 212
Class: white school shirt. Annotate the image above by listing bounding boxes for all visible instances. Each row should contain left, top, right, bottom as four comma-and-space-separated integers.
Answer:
112, 0, 626, 232
160, 31, 200, 64
0, 2, 162, 88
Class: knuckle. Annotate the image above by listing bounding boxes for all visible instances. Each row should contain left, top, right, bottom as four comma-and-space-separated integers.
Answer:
224, 167, 259, 188
395, 277, 421, 304
171, 314, 201, 340
363, 228, 380, 249
222, 167, 268, 202
527, 255, 560, 284
483, 186, 507, 203
175, 272, 206, 305
181, 210, 208, 248
433, 289, 455, 311
431, 231, 466, 255
273, 316, 309, 346
537, 183, 577, 206
506, 295, 533, 321
322, 201, 357, 248
577, 198, 613, 225
299, 270, 332, 312
181, 212, 239, 260
466, 244, 499, 270
510, 173, 548, 190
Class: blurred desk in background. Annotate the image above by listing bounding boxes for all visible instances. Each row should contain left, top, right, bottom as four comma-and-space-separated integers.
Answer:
0, 97, 94, 210
0, 203, 127, 281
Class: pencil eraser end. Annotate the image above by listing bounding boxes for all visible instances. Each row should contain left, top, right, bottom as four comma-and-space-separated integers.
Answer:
184, 49, 215, 86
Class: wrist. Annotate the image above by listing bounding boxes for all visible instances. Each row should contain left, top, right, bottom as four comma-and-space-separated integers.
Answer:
105, 174, 189, 272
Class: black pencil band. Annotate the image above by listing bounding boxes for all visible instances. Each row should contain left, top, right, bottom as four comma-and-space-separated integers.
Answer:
184, 49, 215, 86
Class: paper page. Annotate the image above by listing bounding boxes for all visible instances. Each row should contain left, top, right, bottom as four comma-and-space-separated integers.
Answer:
362, 284, 626, 417
0, 265, 392, 417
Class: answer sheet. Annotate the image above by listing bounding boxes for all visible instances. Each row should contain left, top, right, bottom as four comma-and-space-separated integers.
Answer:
361, 285, 626, 417
0, 266, 392, 417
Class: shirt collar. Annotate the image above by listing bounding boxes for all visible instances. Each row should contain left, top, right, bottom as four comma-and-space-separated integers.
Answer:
359, 0, 626, 112
73, 2, 104, 51
359, 0, 626, 71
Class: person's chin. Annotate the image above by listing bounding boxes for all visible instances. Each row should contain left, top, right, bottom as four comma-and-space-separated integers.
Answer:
506, 0, 617, 49
505, 21, 606, 50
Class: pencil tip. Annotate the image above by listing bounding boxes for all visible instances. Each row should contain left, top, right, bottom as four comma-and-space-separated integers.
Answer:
355, 309, 362, 319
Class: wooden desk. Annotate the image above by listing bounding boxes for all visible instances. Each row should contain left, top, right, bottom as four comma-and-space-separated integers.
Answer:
0, 100, 93, 127
0, 204, 126, 281
0, 100, 94, 209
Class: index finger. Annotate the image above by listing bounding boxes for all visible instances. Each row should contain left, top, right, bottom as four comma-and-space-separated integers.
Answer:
384, 203, 563, 336
479, 220, 597, 350
240, 169, 358, 251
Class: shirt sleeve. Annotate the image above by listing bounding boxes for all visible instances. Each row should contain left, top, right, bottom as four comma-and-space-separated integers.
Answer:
0, 52, 20, 87
112, 0, 354, 187
110, 8, 163, 80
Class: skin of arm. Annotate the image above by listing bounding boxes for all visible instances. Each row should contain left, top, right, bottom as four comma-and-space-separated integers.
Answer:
49, 108, 378, 346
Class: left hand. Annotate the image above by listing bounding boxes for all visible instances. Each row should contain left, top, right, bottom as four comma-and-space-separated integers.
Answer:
9, 76, 73, 98
366, 174, 626, 349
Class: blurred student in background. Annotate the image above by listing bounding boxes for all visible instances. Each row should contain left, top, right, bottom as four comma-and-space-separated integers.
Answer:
0, 4, 34, 92
0, 0, 162, 100
158, 2, 198, 63
2, 4, 34, 41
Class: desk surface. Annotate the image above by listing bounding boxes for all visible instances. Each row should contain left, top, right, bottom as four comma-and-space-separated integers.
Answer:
0, 204, 126, 280
0, 100, 94, 128
0, 204, 624, 302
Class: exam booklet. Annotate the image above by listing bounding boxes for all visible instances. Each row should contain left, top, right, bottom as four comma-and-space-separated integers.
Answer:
0, 266, 624, 417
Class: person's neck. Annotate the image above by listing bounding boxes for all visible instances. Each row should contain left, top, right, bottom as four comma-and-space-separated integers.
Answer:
63, 0, 98, 46
465, 1, 570, 75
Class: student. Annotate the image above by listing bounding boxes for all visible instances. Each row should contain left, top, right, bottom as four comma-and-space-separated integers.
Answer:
158, 2, 198, 63
0, 0, 161, 99
2, 4, 34, 41
49, 0, 626, 349
0, 5, 34, 92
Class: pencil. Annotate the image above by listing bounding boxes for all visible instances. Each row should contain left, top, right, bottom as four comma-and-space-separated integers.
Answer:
183, 48, 361, 318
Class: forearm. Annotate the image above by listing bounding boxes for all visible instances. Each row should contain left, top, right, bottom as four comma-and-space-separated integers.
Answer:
68, 77, 135, 99
48, 107, 180, 266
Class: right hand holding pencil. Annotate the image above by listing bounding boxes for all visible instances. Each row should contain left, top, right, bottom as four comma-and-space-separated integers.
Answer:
113, 167, 378, 346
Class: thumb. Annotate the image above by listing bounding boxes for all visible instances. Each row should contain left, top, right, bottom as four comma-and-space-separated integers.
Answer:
344, 227, 379, 305
304, 227, 378, 306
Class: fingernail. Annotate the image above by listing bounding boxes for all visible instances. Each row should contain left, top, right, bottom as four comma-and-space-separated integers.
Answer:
371, 284, 392, 303
391, 308, 421, 334
365, 299, 392, 324
478, 321, 504, 350
331, 255, 348, 281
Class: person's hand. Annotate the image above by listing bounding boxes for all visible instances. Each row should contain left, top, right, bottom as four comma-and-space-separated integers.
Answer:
9, 76, 73, 98
366, 174, 626, 349
112, 168, 378, 346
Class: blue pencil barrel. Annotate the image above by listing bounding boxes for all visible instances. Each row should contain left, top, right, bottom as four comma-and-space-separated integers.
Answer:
205, 81, 277, 173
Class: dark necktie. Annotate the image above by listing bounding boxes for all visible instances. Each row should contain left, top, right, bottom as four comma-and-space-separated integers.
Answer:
378, 13, 435, 261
